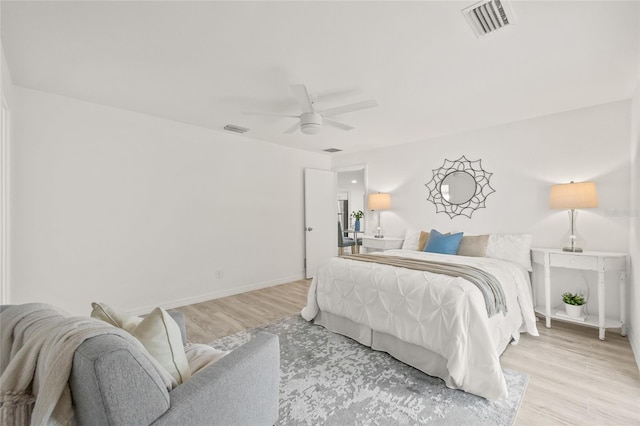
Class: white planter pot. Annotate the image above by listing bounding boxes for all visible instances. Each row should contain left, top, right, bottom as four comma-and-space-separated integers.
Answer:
564, 303, 584, 317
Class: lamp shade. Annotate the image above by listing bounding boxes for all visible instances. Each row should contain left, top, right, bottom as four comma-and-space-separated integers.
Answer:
368, 193, 391, 211
549, 181, 598, 209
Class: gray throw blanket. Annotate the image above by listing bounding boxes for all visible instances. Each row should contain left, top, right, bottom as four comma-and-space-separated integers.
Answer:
341, 254, 507, 317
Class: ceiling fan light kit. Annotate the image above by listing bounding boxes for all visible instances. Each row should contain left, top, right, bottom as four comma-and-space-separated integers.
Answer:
300, 113, 323, 135
246, 84, 378, 135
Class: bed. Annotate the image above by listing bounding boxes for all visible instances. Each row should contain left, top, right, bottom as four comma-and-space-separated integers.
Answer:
301, 233, 539, 400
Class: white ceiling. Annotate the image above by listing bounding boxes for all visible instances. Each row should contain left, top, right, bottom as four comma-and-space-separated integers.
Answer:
2, 1, 639, 154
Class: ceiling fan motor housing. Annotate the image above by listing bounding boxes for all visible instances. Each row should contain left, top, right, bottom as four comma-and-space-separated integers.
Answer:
301, 112, 323, 135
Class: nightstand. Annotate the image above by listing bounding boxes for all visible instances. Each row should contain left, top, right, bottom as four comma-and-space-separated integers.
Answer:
531, 248, 628, 340
361, 236, 404, 253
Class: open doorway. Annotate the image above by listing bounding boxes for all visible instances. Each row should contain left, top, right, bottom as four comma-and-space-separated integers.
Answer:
336, 165, 367, 233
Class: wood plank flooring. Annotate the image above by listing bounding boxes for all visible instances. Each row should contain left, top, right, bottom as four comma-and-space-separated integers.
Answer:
174, 279, 640, 425
175, 279, 310, 342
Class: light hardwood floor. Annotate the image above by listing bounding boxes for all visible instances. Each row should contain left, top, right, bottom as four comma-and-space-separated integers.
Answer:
175, 279, 640, 425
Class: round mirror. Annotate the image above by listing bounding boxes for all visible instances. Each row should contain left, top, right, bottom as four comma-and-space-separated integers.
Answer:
426, 156, 495, 218
441, 171, 476, 204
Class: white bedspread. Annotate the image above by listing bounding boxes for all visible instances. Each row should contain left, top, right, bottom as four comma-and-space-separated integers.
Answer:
301, 249, 538, 400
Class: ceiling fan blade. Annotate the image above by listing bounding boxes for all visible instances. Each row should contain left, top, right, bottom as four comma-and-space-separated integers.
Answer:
290, 84, 315, 113
324, 118, 354, 131
283, 122, 301, 134
244, 111, 299, 118
320, 99, 378, 118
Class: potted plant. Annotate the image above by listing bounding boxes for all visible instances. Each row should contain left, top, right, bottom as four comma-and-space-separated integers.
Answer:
562, 292, 586, 317
351, 210, 364, 232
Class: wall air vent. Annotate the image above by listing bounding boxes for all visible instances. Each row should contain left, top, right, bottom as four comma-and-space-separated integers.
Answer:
323, 148, 342, 153
462, 0, 516, 37
223, 124, 249, 134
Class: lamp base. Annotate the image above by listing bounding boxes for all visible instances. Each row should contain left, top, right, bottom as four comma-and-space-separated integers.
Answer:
563, 247, 583, 253
560, 210, 586, 254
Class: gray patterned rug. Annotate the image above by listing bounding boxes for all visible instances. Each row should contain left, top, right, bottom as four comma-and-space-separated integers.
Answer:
210, 315, 527, 425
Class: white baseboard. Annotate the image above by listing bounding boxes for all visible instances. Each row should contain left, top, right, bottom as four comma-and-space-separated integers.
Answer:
628, 325, 640, 372
128, 273, 306, 316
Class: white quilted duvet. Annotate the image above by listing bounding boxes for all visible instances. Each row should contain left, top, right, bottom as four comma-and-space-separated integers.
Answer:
301, 249, 539, 400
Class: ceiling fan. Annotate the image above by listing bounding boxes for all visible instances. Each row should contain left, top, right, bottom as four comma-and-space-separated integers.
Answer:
246, 84, 378, 135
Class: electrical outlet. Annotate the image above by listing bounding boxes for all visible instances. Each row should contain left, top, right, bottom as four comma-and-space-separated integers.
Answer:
216, 269, 224, 279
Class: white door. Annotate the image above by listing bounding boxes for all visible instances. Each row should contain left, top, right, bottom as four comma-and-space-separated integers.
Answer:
304, 168, 337, 279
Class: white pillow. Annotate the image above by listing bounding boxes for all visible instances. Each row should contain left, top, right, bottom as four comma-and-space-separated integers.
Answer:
401, 229, 421, 250
91, 303, 191, 385
485, 234, 533, 271
130, 307, 191, 384
91, 302, 143, 330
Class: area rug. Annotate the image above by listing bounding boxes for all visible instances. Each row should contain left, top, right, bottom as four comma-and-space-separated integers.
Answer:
210, 315, 528, 425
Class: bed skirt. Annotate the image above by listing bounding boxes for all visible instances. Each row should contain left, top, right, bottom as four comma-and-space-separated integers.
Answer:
314, 310, 454, 388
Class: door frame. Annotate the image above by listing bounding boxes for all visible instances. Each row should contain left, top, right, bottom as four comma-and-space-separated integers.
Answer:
335, 164, 368, 230
1, 94, 9, 304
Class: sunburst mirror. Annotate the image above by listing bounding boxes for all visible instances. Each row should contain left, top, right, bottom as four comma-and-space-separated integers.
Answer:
425, 156, 495, 219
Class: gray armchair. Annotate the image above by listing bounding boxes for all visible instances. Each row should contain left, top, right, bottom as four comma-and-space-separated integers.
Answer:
71, 310, 280, 425
1, 305, 280, 425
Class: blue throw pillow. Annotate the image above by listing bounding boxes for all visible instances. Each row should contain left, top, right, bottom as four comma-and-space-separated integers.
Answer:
424, 229, 464, 255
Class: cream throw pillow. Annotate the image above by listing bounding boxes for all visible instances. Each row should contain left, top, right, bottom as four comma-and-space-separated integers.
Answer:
90, 303, 191, 385
91, 302, 143, 330
130, 308, 191, 384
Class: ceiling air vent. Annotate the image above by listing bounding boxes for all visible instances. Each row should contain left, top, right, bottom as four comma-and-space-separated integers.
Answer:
323, 148, 342, 153
224, 124, 249, 134
462, 0, 516, 37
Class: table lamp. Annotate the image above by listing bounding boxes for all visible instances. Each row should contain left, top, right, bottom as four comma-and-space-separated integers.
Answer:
368, 193, 391, 238
549, 181, 598, 252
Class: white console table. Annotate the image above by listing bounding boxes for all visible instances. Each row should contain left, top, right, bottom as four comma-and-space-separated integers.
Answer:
361, 236, 404, 253
531, 248, 628, 340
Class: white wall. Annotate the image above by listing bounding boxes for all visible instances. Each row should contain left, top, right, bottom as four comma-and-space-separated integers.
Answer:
333, 100, 631, 320
9, 87, 330, 315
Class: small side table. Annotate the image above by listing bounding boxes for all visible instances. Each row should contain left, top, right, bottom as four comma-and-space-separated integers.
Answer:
531, 248, 628, 340
361, 236, 404, 253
